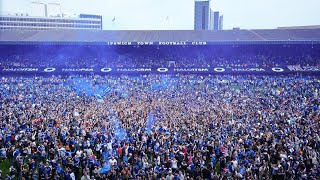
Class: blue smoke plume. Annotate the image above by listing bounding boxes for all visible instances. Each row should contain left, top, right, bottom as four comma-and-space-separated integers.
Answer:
71, 78, 111, 102
147, 113, 154, 133
110, 117, 127, 141
151, 76, 172, 90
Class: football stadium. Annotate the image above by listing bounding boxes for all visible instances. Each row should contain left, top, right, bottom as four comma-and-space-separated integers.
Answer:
0, 10, 320, 177
0, 28, 319, 180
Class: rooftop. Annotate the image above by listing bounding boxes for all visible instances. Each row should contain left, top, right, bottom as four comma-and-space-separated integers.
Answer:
0, 29, 319, 45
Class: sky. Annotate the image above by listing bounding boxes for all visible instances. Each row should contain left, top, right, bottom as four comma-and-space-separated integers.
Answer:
0, 0, 319, 30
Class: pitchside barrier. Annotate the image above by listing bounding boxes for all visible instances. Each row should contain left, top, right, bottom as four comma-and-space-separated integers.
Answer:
0, 65, 320, 75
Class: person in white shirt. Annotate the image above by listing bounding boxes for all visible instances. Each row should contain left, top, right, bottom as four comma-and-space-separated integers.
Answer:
166, 170, 174, 180
178, 171, 185, 180
109, 156, 117, 166
81, 172, 91, 180
171, 158, 178, 170
85, 148, 93, 156
76, 149, 82, 157
107, 141, 113, 154
70, 172, 76, 180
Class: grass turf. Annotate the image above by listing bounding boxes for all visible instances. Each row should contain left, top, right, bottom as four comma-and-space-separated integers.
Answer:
0, 159, 10, 178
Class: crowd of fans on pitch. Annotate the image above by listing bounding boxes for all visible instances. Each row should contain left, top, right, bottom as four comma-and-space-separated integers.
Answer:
0, 74, 319, 179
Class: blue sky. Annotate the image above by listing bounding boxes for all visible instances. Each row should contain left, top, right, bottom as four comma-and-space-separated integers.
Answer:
1, 0, 319, 30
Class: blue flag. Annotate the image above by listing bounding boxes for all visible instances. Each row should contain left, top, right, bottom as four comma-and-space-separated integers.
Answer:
95, 94, 104, 103
104, 87, 111, 95
100, 162, 111, 174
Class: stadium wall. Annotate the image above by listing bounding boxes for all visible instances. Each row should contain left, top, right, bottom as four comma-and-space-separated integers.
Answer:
1, 66, 320, 76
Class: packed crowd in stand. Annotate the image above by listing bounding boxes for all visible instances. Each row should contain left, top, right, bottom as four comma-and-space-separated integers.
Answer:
0, 45, 320, 68
0, 74, 319, 179
1, 53, 319, 68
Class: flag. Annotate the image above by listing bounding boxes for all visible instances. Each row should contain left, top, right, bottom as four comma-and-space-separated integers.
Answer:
112, 17, 116, 22
100, 162, 111, 174
104, 87, 111, 95
95, 94, 104, 103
